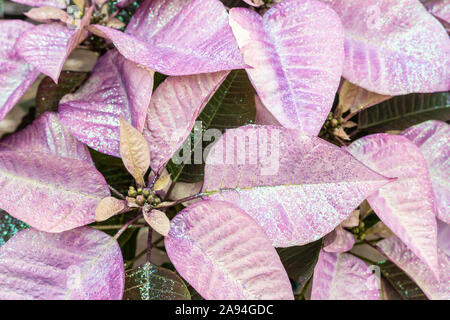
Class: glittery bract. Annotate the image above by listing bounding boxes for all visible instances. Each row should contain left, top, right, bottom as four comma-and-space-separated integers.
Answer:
59, 50, 154, 157
321, 0, 450, 95
378, 236, 450, 300
15, 6, 93, 83
143, 72, 228, 171
347, 134, 439, 278
203, 126, 391, 247
229, 0, 344, 134
0, 227, 124, 300
0, 112, 93, 165
11, 0, 68, 8
422, 0, 450, 24
89, 0, 245, 75
311, 250, 380, 300
402, 120, 449, 223
323, 225, 355, 253
165, 200, 294, 300
0, 151, 110, 232
0, 20, 40, 122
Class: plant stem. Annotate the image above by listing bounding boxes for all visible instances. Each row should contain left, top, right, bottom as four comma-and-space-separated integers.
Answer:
113, 213, 143, 240
147, 228, 153, 263
92, 224, 146, 230
109, 185, 125, 199
160, 192, 205, 208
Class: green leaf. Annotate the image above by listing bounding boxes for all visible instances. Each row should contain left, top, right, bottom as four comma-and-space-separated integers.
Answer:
358, 91, 449, 132
166, 69, 256, 183
123, 262, 191, 300
276, 239, 322, 290
89, 148, 134, 195
0, 210, 28, 247
36, 71, 87, 116
377, 260, 427, 300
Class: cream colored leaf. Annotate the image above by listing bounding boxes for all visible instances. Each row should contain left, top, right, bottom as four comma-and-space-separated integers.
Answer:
153, 173, 171, 192
341, 210, 359, 228
107, 18, 126, 29
339, 80, 391, 114
95, 197, 127, 222
144, 209, 170, 236
24, 7, 71, 24
120, 117, 150, 187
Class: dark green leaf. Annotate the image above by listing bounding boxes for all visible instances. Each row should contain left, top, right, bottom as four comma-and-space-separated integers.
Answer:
167, 69, 256, 183
377, 260, 427, 300
0, 210, 28, 247
123, 262, 191, 300
36, 71, 88, 116
89, 148, 134, 195
358, 91, 449, 132
276, 239, 322, 290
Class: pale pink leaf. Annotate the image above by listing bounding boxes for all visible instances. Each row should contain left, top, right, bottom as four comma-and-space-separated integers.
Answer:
323, 226, 355, 253
88, 0, 245, 75
378, 236, 450, 300
229, 0, 344, 134
437, 219, 450, 256
311, 250, 380, 300
15, 6, 93, 83
0, 112, 93, 164
165, 200, 293, 300
59, 49, 154, 157
0, 150, 110, 233
24, 7, 71, 24
143, 72, 228, 171
95, 197, 127, 222
254, 94, 281, 126
346, 134, 439, 278
322, 0, 450, 95
0, 227, 124, 300
402, 120, 449, 223
203, 126, 392, 247
422, 0, 450, 24
0, 20, 40, 121
338, 80, 391, 114
119, 117, 150, 187
144, 208, 170, 236
11, 0, 69, 8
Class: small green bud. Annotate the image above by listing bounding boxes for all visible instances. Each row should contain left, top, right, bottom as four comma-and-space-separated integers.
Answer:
137, 188, 143, 195
142, 188, 151, 198
128, 187, 137, 197
136, 195, 146, 206
330, 119, 338, 127
152, 197, 161, 206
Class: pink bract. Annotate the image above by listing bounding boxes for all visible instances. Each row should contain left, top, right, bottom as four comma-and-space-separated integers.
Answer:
143, 72, 228, 172
229, 0, 344, 135
59, 50, 154, 157
0, 21, 40, 122
402, 120, 449, 223
311, 250, 380, 300
203, 125, 392, 247
89, 0, 245, 75
15, 6, 93, 83
0, 151, 110, 233
0, 112, 93, 165
346, 134, 439, 278
378, 235, 450, 300
165, 200, 293, 300
0, 227, 124, 300
321, 0, 450, 95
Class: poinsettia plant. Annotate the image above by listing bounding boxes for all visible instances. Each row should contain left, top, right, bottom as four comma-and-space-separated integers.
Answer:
0, 0, 448, 300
